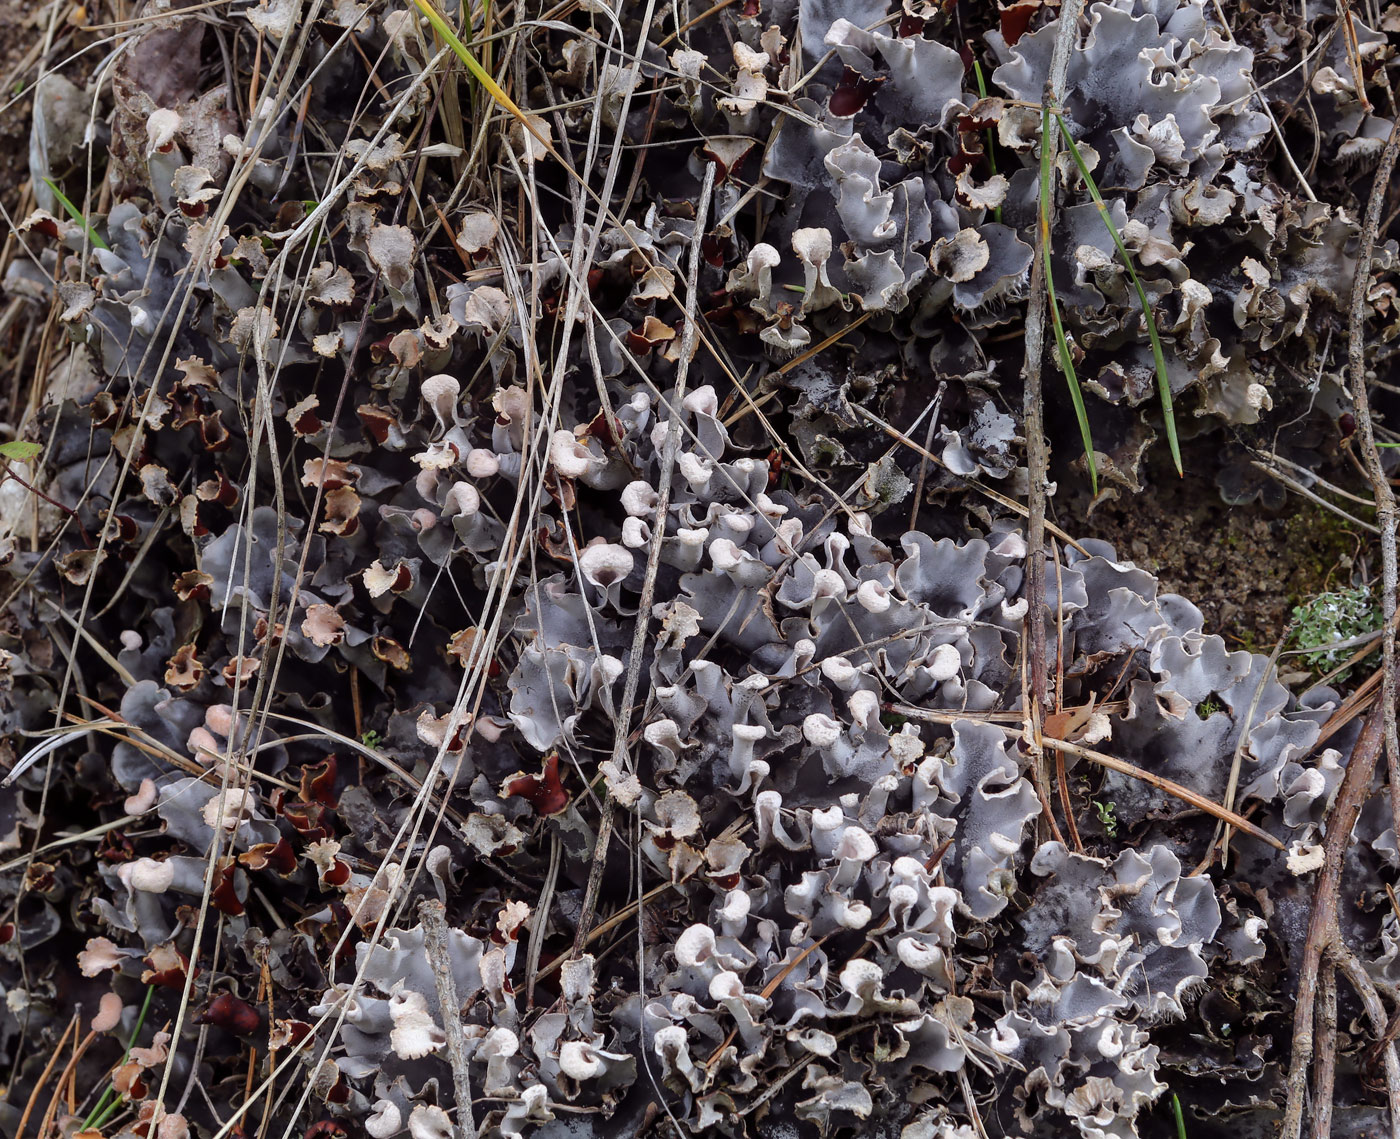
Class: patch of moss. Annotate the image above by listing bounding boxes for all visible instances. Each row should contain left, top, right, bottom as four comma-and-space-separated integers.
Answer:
1281, 502, 1368, 606
1195, 695, 1224, 719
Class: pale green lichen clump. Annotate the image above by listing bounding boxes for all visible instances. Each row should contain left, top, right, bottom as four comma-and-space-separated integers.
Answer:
1292, 585, 1382, 673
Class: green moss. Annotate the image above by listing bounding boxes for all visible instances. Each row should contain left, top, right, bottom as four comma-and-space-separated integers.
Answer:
1281, 503, 1369, 605
1234, 628, 1263, 655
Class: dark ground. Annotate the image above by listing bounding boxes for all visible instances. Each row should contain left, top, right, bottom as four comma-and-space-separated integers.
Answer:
1074, 469, 1366, 650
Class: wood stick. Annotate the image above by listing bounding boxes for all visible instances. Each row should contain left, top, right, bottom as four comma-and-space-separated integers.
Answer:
1281, 686, 1390, 1139
1346, 108, 1400, 897
418, 899, 476, 1139
35, 1030, 98, 1139
1021, 0, 1085, 858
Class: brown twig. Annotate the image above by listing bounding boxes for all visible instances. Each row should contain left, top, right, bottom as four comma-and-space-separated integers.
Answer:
907, 381, 946, 534
1281, 688, 1391, 1139
1038, 734, 1283, 850
1346, 111, 1400, 867
418, 899, 476, 1139
657, 0, 742, 46
1053, 745, 1082, 852
13, 1015, 77, 1139
35, 1029, 98, 1139
1020, 642, 1066, 848
1372, 891, 1400, 1077
617, 87, 663, 222
1312, 665, 1384, 751
1298, 103, 1400, 1139
1338, 0, 1373, 113
1017, 0, 1085, 848
1248, 458, 1380, 533
704, 933, 832, 1067
1050, 544, 1083, 852
534, 880, 679, 985
1313, 965, 1338, 1139
720, 312, 873, 429
1333, 942, 1400, 1129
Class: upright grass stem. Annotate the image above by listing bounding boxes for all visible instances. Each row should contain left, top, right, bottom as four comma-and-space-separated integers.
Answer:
82, 985, 156, 1130
1039, 106, 1098, 493
971, 60, 1003, 225
1054, 116, 1183, 478
41, 178, 110, 251
413, 0, 510, 110
1032, 107, 1186, 489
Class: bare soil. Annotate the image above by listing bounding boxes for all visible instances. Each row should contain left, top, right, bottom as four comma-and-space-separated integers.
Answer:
1068, 460, 1366, 651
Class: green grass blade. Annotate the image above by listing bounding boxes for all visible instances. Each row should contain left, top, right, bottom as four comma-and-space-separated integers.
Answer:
82, 984, 155, 1129
1054, 116, 1183, 478
41, 178, 110, 251
1040, 107, 1098, 493
480, 0, 493, 93
412, 0, 565, 169
412, 0, 516, 118
1046, 263, 1096, 493
971, 60, 1002, 224
1171, 1092, 1188, 1139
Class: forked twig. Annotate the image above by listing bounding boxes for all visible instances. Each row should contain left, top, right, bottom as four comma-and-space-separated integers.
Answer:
1334, 943, 1400, 1129
1248, 459, 1380, 534
1281, 687, 1394, 1139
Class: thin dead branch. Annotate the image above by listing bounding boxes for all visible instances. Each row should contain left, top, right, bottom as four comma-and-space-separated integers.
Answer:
418, 899, 476, 1139
1281, 684, 1394, 1139
1021, 0, 1087, 850
1346, 111, 1400, 870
